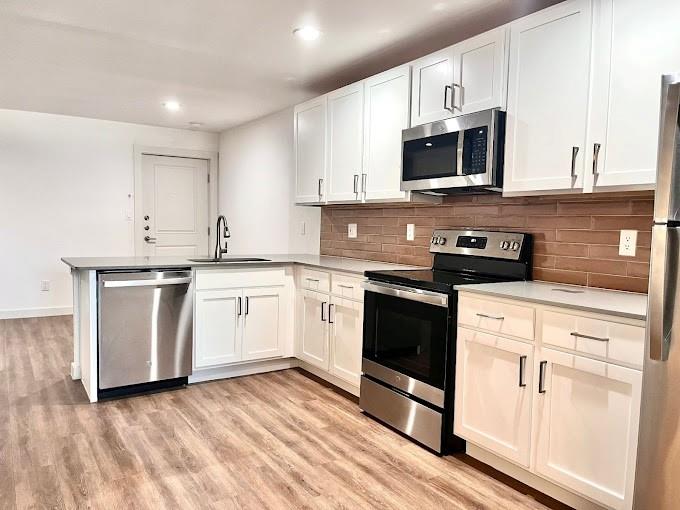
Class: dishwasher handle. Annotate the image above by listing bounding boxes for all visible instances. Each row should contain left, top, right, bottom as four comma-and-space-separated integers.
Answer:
103, 277, 192, 288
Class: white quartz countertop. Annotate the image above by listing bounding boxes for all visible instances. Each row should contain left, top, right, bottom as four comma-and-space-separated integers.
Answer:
60, 254, 424, 275
455, 281, 648, 321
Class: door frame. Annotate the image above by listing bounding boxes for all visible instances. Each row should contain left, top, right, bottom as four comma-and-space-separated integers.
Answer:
133, 145, 218, 256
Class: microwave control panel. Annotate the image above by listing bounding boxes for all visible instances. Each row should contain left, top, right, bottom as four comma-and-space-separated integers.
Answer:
462, 126, 488, 175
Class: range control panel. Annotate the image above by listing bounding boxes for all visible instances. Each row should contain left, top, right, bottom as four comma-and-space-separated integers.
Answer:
430, 229, 528, 260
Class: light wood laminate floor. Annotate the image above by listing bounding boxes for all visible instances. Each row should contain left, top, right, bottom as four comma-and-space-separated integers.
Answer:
0, 316, 551, 509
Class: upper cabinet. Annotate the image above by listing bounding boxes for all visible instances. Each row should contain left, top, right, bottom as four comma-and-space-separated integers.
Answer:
411, 27, 508, 126
363, 65, 411, 202
503, 0, 593, 194
587, 0, 680, 190
326, 83, 365, 203
294, 96, 327, 204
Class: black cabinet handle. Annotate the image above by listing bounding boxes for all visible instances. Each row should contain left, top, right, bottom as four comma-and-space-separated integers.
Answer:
329, 304, 335, 324
519, 355, 527, 387
237, 297, 242, 316
538, 361, 548, 394
245, 296, 249, 315
321, 302, 327, 322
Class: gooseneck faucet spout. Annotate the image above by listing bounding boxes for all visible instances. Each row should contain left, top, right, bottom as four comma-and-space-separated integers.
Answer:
214, 215, 231, 259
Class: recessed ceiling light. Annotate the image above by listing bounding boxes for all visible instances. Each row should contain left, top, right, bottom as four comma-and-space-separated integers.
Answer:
163, 100, 181, 112
189, 122, 203, 127
293, 26, 321, 41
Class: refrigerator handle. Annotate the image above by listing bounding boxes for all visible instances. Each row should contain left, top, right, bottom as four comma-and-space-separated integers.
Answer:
648, 225, 675, 361
652, 74, 680, 223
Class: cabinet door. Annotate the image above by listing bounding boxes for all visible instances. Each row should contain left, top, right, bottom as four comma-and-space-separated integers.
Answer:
194, 289, 242, 368
326, 83, 364, 203
363, 65, 410, 202
587, 0, 680, 190
242, 287, 283, 361
298, 290, 329, 370
410, 48, 455, 126
534, 348, 641, 510
452, 27, 508, 115
454, 327, 534, 467
329, 297, 363, 387
504, 0, 593, 194
294, 96, 327, 204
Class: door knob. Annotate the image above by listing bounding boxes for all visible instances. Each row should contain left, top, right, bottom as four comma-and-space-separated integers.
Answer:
144, 215, 150, 220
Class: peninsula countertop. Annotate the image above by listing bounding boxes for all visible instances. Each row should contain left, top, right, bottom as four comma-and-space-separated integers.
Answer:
455, 280, 648, 321
61, 254, 425, 275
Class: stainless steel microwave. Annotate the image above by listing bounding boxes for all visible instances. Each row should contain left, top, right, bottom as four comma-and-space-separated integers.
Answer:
400, 109, 505, 194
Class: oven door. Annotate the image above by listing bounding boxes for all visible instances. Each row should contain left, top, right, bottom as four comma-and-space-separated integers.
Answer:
362, 281, 450, 408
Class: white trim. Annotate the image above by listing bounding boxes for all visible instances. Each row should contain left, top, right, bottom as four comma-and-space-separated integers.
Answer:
0, 306, 72, 319
133, 145, 218, 256
189, 357, 298, 384
297, 360, 360, 397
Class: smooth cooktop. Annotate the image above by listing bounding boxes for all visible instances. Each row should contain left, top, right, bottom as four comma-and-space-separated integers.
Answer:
364, 269, 503, 294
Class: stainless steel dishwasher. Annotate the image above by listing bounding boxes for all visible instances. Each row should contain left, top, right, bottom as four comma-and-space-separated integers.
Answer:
98, 270, 193, 392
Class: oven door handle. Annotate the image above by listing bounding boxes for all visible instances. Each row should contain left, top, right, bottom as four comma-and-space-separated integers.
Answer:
361, 281, 449, 307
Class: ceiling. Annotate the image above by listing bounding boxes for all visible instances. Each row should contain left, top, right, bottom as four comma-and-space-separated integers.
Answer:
0, 0, 558, 132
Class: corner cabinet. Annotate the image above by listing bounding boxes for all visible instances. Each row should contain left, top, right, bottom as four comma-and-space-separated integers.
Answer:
455, 291, 645, 510
294, 97, 327, 204
503, 0, 593, 194
410, 26, 507, 126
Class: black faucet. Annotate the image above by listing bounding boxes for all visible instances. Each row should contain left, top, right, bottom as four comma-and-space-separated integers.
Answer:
213, 215, 231, 259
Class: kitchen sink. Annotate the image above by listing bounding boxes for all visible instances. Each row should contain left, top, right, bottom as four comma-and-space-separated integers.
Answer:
188, 257, 271, 263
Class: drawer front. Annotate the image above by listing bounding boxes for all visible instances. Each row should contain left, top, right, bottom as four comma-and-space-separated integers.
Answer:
458, 295, 535, 341
195, 268, 285, 290
300, 268, 331, 293
331, 272, 364, 301
541, 310, 645, 367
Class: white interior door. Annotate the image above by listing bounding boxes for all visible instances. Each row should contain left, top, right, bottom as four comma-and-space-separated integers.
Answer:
140, 154, 209, 256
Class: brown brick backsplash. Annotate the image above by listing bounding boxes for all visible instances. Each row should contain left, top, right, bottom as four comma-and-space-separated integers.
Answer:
320, 191, 654, 294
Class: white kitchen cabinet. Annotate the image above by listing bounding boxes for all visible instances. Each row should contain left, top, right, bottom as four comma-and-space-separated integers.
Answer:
294, 96, 327, 204
242, 287, 284, 361
411, 48, 455, 126
534, 347, 642, 510
454, 327, 534, 467
194, 289, 243, 368
363, 65, 411, 202
452, 27, 507, 115
329, 297, 363, 386
299, 289, 329, 369
326, 83, 364, 203
411, 28, 507, 127
586, 0, 680, 191
504, 0, 593, 194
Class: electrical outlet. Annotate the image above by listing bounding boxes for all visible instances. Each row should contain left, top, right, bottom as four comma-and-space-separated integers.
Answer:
406, 224, 415, 241
619, 230, 638, 257
348, 223, 358, 239
40, 280, 50, 292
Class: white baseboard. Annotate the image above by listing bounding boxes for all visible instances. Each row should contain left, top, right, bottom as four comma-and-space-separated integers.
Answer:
188, 357, 299, 384
466, 444, 605, 510
0, 306, 73, 319
71, 362, 81, 380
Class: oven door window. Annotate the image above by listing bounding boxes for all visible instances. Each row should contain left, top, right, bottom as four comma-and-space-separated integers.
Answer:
364, 292, 448, 390
402, 131, 458, 181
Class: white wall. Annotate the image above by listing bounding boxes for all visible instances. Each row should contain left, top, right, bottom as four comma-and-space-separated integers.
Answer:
0, 109, 219, 317
218, 107, 321, 255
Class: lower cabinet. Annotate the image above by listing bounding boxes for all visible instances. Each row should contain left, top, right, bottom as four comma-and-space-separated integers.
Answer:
454, 327, 533, 467
297, 273, 364, 391
534, 347, 642, 510
194, 285, 285, 369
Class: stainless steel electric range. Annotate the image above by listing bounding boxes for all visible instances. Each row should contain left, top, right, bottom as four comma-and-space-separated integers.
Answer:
360, 229, 532, 454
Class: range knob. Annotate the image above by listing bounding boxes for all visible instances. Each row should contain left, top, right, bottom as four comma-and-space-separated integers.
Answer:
500, 240, 510, 250
511, 241, 521, 251
438, 237, 447, 246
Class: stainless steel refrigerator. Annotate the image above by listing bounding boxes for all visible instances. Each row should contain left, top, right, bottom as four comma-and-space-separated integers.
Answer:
634, 73, 680, 509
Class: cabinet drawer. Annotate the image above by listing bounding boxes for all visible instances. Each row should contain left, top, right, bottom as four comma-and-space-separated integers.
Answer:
300, 268, 331, 292
331, 273, 364, 301
541, 310, 645, 368
458, 295, 535, 341
195, 268, 285, 290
